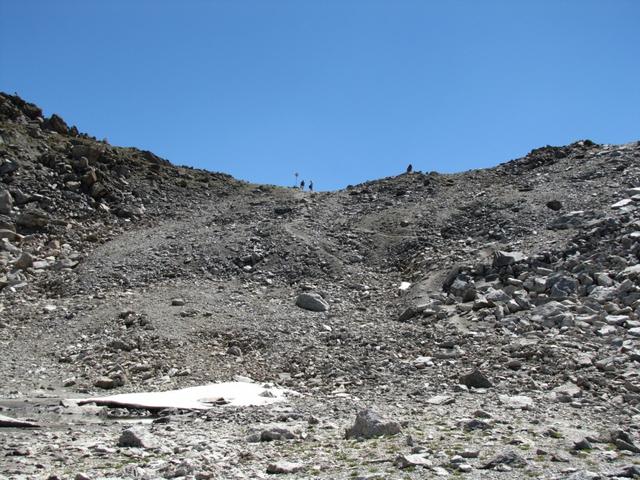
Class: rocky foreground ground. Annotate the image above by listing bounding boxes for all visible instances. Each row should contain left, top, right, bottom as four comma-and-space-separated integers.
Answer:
0, 93, 639, 479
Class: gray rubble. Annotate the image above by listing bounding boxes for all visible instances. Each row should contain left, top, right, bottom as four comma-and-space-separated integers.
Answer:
1, 93, 640, 479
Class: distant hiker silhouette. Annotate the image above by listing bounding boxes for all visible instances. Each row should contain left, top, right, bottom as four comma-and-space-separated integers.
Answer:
300, 180, 305, 189
406, 164, 413, 173
309, 181, 313, 192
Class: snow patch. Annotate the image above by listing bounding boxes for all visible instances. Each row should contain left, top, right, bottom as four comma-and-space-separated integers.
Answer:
77, 382, 294, 410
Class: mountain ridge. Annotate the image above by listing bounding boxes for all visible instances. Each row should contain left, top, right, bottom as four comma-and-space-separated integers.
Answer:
1, 92, 640, 479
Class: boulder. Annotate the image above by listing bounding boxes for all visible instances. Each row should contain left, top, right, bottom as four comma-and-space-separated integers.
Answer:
493, 251, 526, 267
532, 301, 567, 319
345, 409, 401, 439
295, 292, 329, 312
81, 169, 98, 187
449, 277, 477, 301
118, 427, 156, 449
44, 113, 69, 134
460, 368, 492, 388
72, 144, 104, 162
90, 182, 108, 199
547, 274, 578, 299
588, 286, 617, 303
546, 200, 563, 211
485, 288, 511, 305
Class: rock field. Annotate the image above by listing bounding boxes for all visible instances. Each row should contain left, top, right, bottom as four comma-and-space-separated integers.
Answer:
1, 92, 640, 479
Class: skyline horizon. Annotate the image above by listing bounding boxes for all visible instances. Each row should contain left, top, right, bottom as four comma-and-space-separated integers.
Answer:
2, 1, 638, 191
5, 89, 637, 193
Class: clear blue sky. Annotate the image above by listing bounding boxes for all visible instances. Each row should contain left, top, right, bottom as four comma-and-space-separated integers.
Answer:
1, 1, 638, 190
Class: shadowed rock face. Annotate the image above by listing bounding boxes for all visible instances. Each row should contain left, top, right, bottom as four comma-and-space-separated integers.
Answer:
1, 93, 640, 479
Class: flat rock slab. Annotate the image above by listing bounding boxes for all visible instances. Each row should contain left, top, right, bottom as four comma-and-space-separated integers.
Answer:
76, 382, 293, 410
266, 461, 304, 474
0, 414, 39, 428
394, 453, 433, 469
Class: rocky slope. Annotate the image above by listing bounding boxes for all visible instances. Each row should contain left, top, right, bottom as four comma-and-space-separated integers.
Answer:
1, 92, 639, 479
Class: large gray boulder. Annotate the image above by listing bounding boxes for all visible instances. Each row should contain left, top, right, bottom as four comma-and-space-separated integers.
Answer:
295, 292, 329, 312
345, 409, 401, 439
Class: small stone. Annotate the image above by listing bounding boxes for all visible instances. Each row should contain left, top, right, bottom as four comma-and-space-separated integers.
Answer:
171, 298, 185, 306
